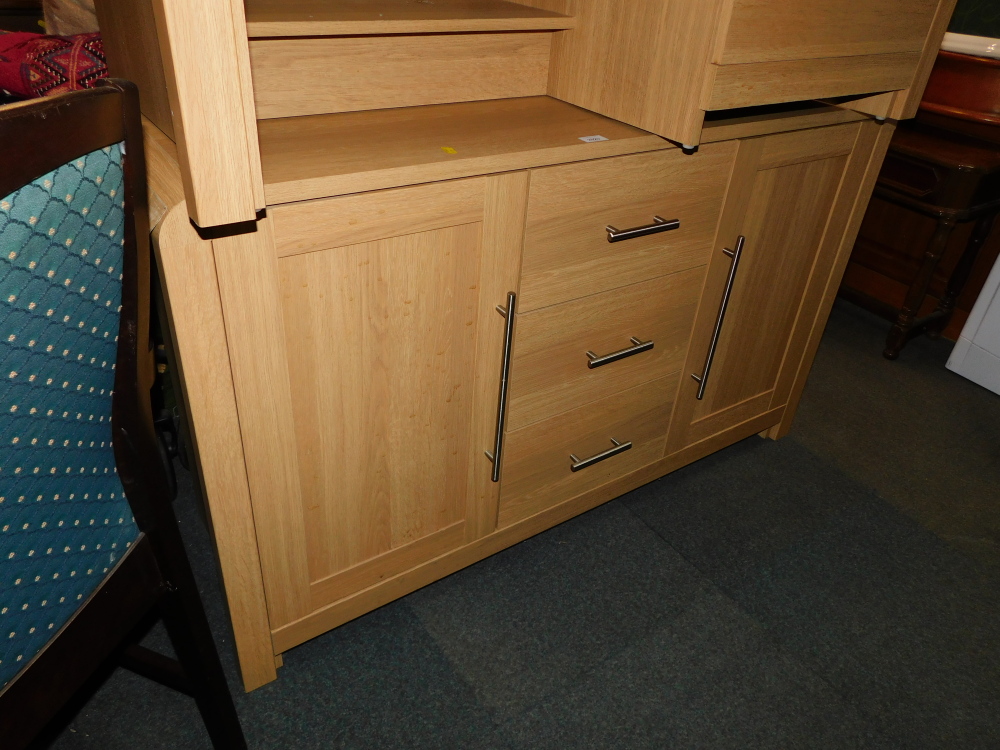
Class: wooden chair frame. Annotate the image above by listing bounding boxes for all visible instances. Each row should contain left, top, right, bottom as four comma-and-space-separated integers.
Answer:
0, 81, 246, 750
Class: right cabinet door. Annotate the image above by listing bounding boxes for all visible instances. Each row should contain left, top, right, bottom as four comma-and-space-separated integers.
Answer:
666, 123, 866, 454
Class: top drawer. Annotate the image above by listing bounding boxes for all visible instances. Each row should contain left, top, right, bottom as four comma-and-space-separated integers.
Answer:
716, 0, 939, 65
705, 0, 939, 111
519, 142, 737, 312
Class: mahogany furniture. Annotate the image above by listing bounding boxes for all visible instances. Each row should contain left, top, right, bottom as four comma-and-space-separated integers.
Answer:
844, 49, 1000, 354
96, 0, 957, 690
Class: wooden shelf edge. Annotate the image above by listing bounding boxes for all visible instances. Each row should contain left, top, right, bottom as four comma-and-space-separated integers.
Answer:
245, 0, 574, 37
263, 136, 668, 205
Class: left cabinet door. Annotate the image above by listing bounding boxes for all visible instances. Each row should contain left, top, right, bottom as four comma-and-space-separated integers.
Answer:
212, 175, 528, 634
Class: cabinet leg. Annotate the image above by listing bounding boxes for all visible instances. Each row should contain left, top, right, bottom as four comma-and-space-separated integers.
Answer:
884, 217, 956, 359
926, 213, 996, 339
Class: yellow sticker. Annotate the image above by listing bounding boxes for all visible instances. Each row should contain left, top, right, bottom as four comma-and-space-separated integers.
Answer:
441, 147, 458, 155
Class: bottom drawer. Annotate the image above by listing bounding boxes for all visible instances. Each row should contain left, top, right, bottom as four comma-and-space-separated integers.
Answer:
498, 374, 678, 528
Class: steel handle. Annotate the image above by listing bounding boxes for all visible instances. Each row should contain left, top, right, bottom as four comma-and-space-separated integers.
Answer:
586, 337, 654, 369
606, 216, 680, 243
692, 236, 745, 400
485, 292, 517, 482
570, 438, 632, 472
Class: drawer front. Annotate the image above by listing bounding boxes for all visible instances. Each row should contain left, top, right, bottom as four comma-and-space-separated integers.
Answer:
508, 268, 704, 431
717, 0, 939, 65
498, 375, 677, 528
519, 142, 737, 312
706, 53, 921, 111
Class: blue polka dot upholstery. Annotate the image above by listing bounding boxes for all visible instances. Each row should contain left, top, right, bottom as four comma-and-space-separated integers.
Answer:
0, 144, 139, 689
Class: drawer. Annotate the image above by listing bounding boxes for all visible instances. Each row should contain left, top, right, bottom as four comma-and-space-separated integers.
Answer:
498, 375, 677, 528
705, 0, 937, 110
507, 268, 704, 431
716, 0, 939, 66
519, 142, 737, 312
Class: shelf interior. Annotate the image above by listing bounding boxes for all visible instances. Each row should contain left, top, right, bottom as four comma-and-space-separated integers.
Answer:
257, 96, 668, 205
244, 0, 575, 37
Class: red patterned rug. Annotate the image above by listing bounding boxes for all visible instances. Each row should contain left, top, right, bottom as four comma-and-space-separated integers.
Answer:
0, 30, 106, 99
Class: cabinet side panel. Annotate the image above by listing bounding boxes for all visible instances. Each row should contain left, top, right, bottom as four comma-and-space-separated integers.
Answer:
152, 207, 276, 691
95, 0, 174, 140
212, 221, 312, 628
888, 0, 961, 120
520, 0, 724, 145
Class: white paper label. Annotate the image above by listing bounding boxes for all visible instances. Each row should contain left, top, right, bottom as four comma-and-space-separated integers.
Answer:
579, 135, 609, 143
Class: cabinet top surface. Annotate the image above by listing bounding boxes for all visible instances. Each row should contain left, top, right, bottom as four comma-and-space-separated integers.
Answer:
244, 0, 574, 36
256, 96, 669, 205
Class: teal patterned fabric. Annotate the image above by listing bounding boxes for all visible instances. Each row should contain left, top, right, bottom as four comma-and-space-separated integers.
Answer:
949, 0, 1000, 40
0, 144, 139, 689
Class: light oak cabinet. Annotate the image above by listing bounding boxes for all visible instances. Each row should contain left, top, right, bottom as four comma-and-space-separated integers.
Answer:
668, 122, 883, 453
106, 0, 946, 691
521, 0, 956, 147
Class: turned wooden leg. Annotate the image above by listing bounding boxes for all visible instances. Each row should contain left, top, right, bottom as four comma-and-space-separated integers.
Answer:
926, 212, 996, 339
884, 217, 956, 359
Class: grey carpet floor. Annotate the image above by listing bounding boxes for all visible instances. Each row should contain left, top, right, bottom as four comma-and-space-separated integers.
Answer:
45, 300, 1000, 749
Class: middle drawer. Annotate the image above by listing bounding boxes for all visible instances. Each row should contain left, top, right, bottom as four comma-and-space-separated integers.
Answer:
507, 268, 705, 431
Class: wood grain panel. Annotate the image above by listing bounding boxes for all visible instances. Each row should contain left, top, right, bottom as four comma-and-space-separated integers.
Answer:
498, 375, 677, 528
258, 97, 669, 205
770, 121, 895, 438
212, 220, 312, 630
706, 53, 922, 111
717, 0, 938, 64
519, 143, 736, 312
245, 0, 574, 35
279, 223, 483, 583
692, 157, 848, 421
271, 179, 486, 259
888, 0, 960, 120
466, 172, 530, 539
310, 521, 466, 608
508, 269, 704, 430
757, 125, 859, 170
152, 205, 276, 691
149, 0, 262, 226
519, 0, 727, 146
250, 33, 551, 119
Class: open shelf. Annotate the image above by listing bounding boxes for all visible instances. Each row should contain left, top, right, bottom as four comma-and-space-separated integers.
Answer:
257, 97, 668, 204
244, 0, 575, 37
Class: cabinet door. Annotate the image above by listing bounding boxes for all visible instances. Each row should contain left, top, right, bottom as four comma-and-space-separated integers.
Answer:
212, 175, 527, 632
666, 124, 864, 454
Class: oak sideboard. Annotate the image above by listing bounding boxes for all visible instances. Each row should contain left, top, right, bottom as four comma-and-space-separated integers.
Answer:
97, 0, 957, 690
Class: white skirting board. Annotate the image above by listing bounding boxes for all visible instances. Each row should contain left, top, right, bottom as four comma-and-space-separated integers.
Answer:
947, 253, 1000, 395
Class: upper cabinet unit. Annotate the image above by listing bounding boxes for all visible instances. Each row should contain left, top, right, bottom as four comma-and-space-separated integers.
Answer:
520, 0, 957, 146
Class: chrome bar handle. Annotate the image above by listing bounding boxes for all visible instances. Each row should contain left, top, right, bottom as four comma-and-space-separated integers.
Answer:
485, 292, 517, 483
586, 337, 654, 369
692, 235, 745, 400
570, 438, 633, 472
606, 216, 680, 243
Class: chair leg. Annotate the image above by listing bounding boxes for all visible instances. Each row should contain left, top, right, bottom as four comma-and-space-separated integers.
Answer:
158, 584, 248, 750
884, 217, 956, 359
926, 212, 996, 339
